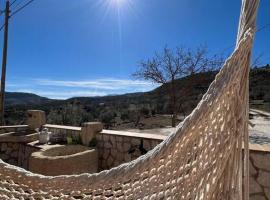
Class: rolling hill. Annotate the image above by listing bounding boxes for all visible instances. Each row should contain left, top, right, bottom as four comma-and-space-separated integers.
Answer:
4, 65, 270, 126
5, 92, 52, 106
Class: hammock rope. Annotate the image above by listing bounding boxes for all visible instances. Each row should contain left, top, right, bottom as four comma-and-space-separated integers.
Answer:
0, 0, 259, 199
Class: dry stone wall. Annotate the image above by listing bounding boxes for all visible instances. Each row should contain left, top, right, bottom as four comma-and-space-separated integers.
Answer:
96, 131, 163, 170
249, 148, 270, 200
0, 142, 38, 169
43, 124, 81, 143
96, 131, 270, 200
1, 125, 270, 200
0, 125, 28, 134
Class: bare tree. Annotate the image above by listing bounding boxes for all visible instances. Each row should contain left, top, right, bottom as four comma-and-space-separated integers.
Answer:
133, 45, 223, 127
185, 45, 224, 75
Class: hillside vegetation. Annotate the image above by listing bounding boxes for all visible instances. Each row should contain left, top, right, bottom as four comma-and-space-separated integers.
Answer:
5, 92, 52, 106
4, 65, 270, 128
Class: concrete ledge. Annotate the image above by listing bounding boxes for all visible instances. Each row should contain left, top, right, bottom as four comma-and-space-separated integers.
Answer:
101, 129, 167, 141
43, 124, 82, 131
249, 143, 270, 152
0, 125, 29, 129
0, 132, 38, 143
33, 124, 270, 153
27, 140, 61, 150
0, 125, 29, 134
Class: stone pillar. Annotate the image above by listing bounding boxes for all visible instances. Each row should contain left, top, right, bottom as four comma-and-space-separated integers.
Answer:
80, 122, 103, 146
26, 110, 46, 130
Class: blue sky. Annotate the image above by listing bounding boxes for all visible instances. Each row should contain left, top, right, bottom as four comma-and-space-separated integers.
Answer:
1, 0, 269, 99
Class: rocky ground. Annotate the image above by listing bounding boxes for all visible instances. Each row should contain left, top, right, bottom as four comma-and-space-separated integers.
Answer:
127, 109, 270, 145
249, 109, 270, 145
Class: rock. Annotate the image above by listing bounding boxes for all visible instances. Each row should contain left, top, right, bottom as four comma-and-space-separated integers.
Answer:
101, 160, 107, 170
250, 161, 257, 176
1, 143, 7, 152
111, 149, 117, 158
152, 140, 161, 147
80, 122, 103, 146
12, 143, 19, 150
250, 195, 266, 200
107, 155, 114, 167
96, 141, 104, 149
0, 153, 9, 161
143, 140, 151, 151
8, 143, 13, 147
249, 176, 262, 194
131, 138, 140, 146
257, 170, 270, 188
104, 141, 112, 149
22, 159, 28, 169
98, 149, 104, 159
113, 160, 120, 167
103, 149, 110, 160
123, 142, 131, 152
95, 134, 102, 141
110, 136, 116, 147
124, 154, 131, 162
251, 153, 270, 171
116, 142, 123, 152
265, 188, 270, 200
116, 153, 124, 162
133, 149, 141, 157
18, 149, 24, 167
103, 135, 109, 142
24, 146, 32, 157
8, 158, 17, 166
115, 136, 123, 142
123, 137, 130, 142
6, 147, 12, 155
11, 151, 18, 158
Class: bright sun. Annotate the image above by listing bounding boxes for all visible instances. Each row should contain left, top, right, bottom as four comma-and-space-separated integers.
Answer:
113, 0, 126, 7
99, 0, 134, 19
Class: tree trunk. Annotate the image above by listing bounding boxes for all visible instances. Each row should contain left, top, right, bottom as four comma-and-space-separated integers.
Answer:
172, 114, 176, 127
170, 79, 176, 127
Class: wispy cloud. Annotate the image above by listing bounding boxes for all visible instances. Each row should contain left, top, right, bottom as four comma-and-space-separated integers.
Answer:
13, 89, 108, 99
35, 78, 155, 90
7, 78, 158, 99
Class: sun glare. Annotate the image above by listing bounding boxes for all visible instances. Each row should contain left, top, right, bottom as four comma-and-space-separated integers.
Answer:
112, 0, 127, 8
112, 0, 125, 5
115, 0, 123, 4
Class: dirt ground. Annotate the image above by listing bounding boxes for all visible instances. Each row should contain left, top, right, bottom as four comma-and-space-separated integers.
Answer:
114, 115, 182, 130
125, 109, 270, 145
249, 109, 270, 144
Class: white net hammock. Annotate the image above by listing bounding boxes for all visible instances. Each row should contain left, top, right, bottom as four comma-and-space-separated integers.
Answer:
0, 0, 259, 199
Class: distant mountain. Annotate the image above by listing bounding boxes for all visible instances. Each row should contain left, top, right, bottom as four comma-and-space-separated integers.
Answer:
5, 92, 52, 106
5, 65, 270, 108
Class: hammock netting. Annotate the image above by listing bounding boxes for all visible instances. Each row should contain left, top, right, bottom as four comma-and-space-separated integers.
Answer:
0, 0, 259, 199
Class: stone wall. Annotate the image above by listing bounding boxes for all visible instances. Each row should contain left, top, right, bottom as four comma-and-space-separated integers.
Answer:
0, 142, 39, 169
1, 123, 270, 199
0, 125, 29, 134
249, 144, 270, 200
96, 130, 165, 170
96, 131, 270, 199
43, 124, 81, 143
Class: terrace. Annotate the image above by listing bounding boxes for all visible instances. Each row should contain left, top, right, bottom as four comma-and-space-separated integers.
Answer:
0, 110, 270, 199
